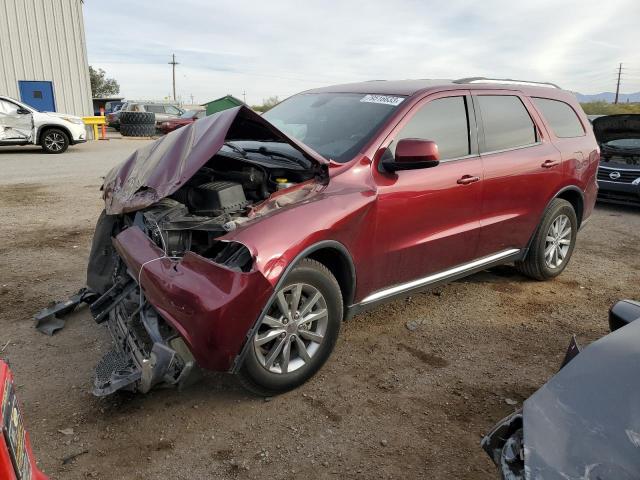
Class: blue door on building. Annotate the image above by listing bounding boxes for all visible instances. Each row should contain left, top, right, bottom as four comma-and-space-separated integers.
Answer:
18, 81, 56, 112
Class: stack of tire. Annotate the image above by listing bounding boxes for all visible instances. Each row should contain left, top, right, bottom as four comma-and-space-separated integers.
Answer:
119, 111, 156, 137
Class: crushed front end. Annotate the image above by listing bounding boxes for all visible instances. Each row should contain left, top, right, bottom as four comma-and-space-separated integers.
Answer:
89, 273, 198, 396
84, 106, 326, 396
88, 220, 273, 397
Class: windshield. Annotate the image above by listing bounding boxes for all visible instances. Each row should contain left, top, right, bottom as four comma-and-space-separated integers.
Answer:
181, 110, 201, 119
263, 92, 405, 162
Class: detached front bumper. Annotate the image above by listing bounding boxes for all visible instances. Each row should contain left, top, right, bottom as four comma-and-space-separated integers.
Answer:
111, 226, 272, 373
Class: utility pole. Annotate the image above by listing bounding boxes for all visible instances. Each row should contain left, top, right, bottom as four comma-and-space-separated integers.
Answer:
168, 54, 179, 101
190, 94, 194, 104
242, 90, 246, 104
614, 63, 622, 104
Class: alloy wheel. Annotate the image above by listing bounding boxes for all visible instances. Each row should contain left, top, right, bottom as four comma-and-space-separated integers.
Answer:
544, 214, 572, 268
44, 132, 65, 152
254, 283, 328, 374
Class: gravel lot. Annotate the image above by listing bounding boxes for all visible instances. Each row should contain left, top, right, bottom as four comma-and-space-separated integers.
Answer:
1, 140, 639, 479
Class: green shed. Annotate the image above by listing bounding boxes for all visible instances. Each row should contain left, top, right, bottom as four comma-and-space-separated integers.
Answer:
202, 95, 245, 116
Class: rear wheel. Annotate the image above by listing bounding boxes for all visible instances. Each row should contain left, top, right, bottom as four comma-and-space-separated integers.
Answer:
41, 128, 69, 154
516, 198, 577, 280
238, 259, 342, 396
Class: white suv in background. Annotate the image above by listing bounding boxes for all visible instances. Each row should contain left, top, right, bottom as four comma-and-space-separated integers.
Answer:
0, 95, 87, 153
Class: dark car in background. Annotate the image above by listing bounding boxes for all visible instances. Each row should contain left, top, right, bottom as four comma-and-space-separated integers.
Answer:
104, 100, 124, 114
594, 114, 640, 205
158, 109, 205, 134
482, 299, 640, 480
106, 101, 129, 130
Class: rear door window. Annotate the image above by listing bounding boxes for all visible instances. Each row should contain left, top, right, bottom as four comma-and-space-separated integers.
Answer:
477, 95, 537, 152
392, 96, 470, 160
532, 98, 585, 138
145, 105, 165, 114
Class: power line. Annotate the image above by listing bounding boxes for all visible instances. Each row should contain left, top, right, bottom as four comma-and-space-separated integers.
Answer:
168, 53, 179, 101
615, 63, 623, 104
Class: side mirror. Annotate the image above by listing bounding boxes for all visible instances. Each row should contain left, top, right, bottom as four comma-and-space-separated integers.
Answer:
16, 108, 30, 115
609, 299, 640, 332
382, 139, 440, 172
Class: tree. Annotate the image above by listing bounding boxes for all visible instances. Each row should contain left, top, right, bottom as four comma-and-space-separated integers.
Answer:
89, 66, 120, 98
251, 96, 280, 113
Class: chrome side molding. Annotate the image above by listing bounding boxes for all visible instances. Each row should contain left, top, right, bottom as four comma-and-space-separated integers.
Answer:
360, 249, 521, 305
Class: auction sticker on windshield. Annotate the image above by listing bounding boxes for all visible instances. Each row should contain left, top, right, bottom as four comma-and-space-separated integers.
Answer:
2, 375, 32, 480
360, 94, 405, 106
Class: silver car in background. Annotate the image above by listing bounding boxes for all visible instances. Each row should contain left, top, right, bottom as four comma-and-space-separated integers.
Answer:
122, 102, 184, 127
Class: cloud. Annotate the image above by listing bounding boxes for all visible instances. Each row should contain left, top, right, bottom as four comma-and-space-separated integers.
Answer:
83, 0, 640, 104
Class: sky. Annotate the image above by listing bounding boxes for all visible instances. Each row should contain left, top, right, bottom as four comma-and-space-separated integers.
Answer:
83, 0, 640, 106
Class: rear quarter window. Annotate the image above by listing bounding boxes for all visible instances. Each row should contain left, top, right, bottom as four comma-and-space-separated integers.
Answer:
145, 105, 165, 113
477, 95, 538, 152
532, 97, 585, 138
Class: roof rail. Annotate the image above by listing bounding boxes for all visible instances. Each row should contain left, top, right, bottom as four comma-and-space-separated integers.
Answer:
453, 77, 561, 89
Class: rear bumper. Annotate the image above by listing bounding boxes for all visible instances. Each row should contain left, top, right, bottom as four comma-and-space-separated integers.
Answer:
112, 226, 273, 372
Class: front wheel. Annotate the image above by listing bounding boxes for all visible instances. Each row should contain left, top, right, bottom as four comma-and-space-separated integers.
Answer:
41, 128, 69, 154
516, 198, 577, 280
238, 259, 343, 396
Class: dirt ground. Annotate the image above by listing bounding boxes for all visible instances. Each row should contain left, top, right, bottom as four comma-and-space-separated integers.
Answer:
1, 140, 639, 479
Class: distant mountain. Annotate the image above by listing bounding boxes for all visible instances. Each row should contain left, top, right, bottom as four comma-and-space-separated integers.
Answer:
574, 91, 640, 103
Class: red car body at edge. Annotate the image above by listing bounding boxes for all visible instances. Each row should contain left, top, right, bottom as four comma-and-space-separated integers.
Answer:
1, 361, 48, 480
86, 78, 599, 396
158, 109, 205, 134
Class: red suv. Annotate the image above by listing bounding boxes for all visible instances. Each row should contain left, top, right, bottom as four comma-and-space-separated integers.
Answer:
87, 78, 598, 396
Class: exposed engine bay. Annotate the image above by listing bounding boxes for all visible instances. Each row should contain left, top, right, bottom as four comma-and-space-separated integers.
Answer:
600, 141, 640, 166
135, 144, 319, 270
593, 114, 640, 166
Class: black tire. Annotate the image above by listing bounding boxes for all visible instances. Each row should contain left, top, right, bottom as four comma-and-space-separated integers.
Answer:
119, 111, 155, 125
40, 128, 69, 154
120, 123, 156, 137
238, 259, 343, 396
516, 198, 577, 280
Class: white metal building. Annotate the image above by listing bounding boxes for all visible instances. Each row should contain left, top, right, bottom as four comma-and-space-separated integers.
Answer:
0, 0, 92, 116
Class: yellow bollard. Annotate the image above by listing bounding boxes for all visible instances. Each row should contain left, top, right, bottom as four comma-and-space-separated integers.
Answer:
82, 116, 107, 141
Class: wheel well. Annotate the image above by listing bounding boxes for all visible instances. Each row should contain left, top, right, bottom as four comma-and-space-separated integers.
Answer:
307, 247, 355, 309
556, 188, 584, 227
37, 125, 71, 144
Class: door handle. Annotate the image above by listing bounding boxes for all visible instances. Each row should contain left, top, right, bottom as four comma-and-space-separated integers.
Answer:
541, 159, 560, 168
457, 175, 480, 185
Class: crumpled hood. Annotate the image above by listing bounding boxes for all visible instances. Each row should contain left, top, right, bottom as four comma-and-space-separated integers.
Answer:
102, 105, 327, 215
521, 318, 640, 479
592, 114, 640, 144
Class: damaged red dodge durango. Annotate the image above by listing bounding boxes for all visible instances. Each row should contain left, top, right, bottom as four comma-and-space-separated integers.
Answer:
86, 78, 599, 396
